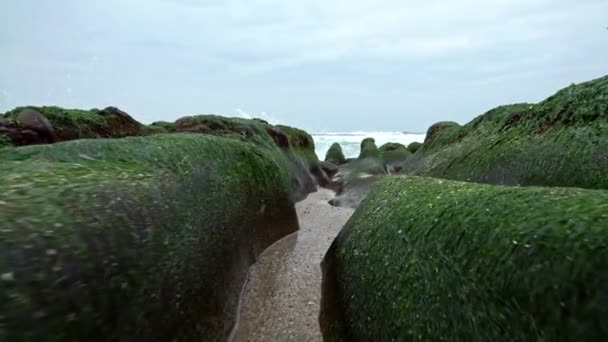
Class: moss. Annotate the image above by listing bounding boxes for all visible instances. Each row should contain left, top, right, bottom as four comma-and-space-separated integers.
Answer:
0, 134, 9, 148
141, 125, 169, 135
150, 121, 176, 132
3, 106, 143, 141
326, 176, 608, 341
325, 143, 347, 165
174, 115, 269, 142
275, 124, 319, 162
378, 143, 411, 167
0, 131, 312, 341
407, 142, 422, 154
403, 75, 608, 189
422, 121, 462, 147
378, 142, 406, 151
358, 138, 381, 160
171, 116, 317, 161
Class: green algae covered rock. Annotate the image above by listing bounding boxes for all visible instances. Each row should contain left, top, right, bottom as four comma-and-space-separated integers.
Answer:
146, 121, 177, 134
422, 121, 462, 147
172, 116, 318, 162
357, 137, 381, 160
407, 141, 422, 154
323, 176, 608, 341
3, 106, 144, 143
275, 124, 319, 162
325, 143, 347, 165
0, 130, 313, 341
403, 75, 608, 189
378, 142, 411, 171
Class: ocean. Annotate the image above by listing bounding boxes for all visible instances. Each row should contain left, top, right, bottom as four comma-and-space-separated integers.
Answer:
312, 131, 427, 160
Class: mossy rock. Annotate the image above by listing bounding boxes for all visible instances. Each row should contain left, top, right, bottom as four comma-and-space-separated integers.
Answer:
422, 121, 462, 147
407, 141, 422, 153
174, 114, 264, 137
149, 121, 177, 133
403, 75, 608, 189
323, 176, 608, 341
172, 115, 318, 161
328, 139, 387, 208
0, 129, 317, 341
141, 125, 169, 136
325, 143, 347, 165
3, 106, 144, 142
378, 142, 411, 171
358, 138, 381, 160
275, 124, 318, 162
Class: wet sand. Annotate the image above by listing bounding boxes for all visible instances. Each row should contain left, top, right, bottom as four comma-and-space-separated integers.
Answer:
230, 188, 354, 342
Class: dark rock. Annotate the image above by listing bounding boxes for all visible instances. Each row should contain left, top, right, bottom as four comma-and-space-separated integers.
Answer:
309, 163, 330, 187
319, 161, 339, 178
101, 106, 129, 118
174, 116, 211, 133
504, 111, 524, 127
16, 108, 56, 143
267, 126, 290, 149
99, 107, 143, 138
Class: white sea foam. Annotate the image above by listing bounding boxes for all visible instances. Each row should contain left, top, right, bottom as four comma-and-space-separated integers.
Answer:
313, 131, 426, 159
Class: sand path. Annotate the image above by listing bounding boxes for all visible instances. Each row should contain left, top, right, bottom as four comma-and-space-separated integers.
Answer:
230, 188, 354, 342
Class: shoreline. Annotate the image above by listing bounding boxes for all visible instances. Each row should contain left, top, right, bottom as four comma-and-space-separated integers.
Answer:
230, 188, 354, 341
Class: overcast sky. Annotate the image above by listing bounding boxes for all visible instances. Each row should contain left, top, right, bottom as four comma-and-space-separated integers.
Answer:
1, 0, 607, 132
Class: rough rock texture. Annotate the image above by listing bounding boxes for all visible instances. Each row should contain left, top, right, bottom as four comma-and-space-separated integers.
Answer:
324, 143, 347, 165
323, 176, 608, 341
402, 75, 608, 189
0, 121, 318, 341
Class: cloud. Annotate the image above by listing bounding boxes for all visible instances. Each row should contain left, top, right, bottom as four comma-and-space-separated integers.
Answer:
0, 0, 606, 130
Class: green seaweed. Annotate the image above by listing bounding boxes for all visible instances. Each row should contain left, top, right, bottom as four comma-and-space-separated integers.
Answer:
0, 130, 310, 341
328, 176, 608, 341
275, 124, 319, 162
403, 75, 608, 189
378, 142, 411, 167
3, 106, 143, 141
358, 138, 381, 160
0, 135, 9, 148
150, 121, 176, 132
407, 142, 422, 154
325, 143, 347, 165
